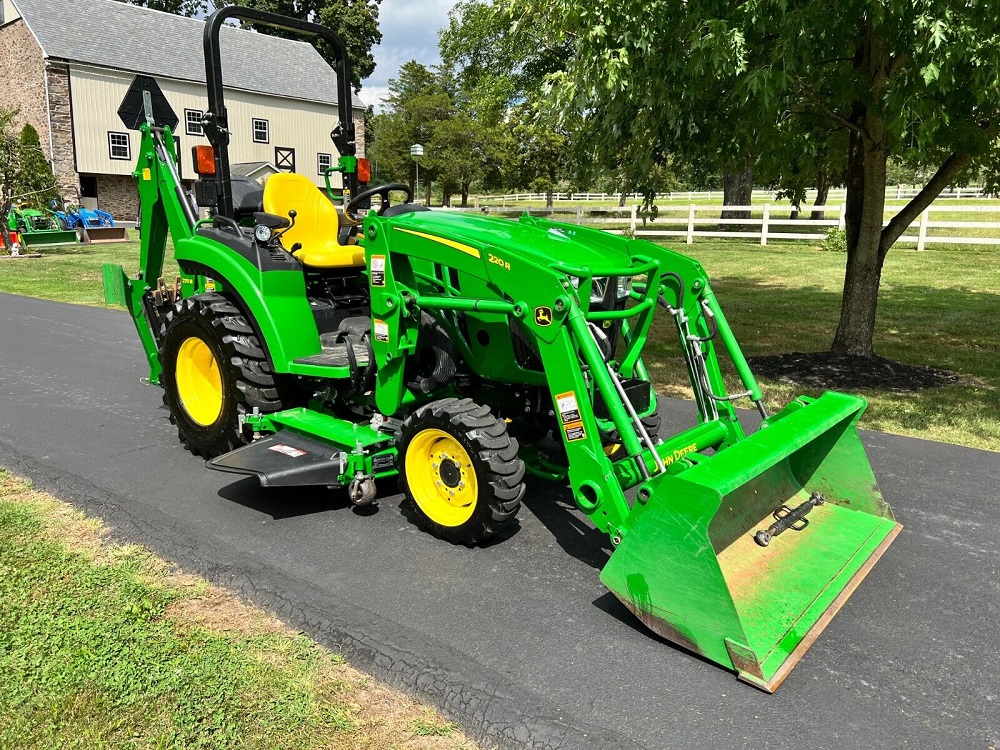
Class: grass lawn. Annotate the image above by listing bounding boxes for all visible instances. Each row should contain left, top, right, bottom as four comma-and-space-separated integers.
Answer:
0, 469, 475, 750
0, 237, 996, 451
646, 240, 1000, 451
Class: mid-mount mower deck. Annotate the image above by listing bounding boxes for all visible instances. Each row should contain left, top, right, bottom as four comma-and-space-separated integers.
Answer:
104, 6, 900, 691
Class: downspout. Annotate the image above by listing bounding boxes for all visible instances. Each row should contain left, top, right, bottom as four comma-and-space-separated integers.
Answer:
43, 59, 55, 163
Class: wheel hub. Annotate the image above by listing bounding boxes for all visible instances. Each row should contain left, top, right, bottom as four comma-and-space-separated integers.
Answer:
438, 457, 462, 488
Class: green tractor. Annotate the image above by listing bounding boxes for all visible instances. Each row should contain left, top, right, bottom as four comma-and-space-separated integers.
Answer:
7, 204, 79, 247
105, 6, 901, 691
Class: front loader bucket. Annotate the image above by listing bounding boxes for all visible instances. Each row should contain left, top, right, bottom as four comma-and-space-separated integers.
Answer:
20, 230, 79, 247
600, 392, 901, 692
82, 226, 130, 243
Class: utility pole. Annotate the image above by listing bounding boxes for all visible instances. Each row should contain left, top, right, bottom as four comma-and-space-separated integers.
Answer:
410, 143, 424, 204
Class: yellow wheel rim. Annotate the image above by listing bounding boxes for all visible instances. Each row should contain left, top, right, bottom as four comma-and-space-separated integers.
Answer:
404, 428, 478, 527
603, 443, 621, 457
175, 336, 223, 426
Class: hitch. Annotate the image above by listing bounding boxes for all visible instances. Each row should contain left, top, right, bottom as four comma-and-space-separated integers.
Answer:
754, 492, 825, 547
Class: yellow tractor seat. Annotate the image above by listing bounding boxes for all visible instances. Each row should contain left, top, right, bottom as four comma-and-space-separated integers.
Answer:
262, 173, 365, 269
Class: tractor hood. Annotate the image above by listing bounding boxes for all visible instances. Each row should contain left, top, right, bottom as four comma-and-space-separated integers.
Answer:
384, 209, 632, 272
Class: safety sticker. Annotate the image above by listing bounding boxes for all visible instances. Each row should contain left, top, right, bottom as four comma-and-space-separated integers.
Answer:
563, 421, 587, 442
555, 391, 581, 425
373, 318, 389, 343
370, 254, 386, 286
141, 168, 152, 181
268, 443, 307, 458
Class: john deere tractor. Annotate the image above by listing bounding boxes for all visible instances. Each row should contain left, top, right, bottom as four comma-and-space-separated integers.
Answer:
104, 6, 901, 691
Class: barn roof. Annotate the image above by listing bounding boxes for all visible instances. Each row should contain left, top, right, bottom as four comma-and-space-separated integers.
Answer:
12, 0, 363, 107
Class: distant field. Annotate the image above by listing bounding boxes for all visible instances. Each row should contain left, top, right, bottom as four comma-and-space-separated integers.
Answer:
0, 235, 996, 452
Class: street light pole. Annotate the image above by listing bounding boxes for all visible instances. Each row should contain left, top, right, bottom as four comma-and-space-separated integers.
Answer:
410, 143, 424, 204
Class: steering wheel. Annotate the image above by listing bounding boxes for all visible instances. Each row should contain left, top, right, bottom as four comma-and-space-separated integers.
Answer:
345, 183, 413, 222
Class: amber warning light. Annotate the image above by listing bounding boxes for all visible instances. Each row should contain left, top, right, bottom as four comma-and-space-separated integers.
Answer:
357, 158, 371, 184
193, 145, 216, 176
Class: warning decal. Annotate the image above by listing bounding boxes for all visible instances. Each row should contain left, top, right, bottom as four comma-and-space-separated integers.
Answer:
370, 254, 386, 286
555, 391, 581, 425
374, 319, 390, 343
563, 421, 587, 442
268, 443, 307, 458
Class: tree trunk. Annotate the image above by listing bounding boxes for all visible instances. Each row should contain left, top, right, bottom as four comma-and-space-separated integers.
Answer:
460, 182, 469, 207
425, 179, 433, 206
720, 162, 753, 223
0, 200, 12, 252
831, 106, 887, 357
618, 191, 627, 208
546, 187, 554, 209
811, 171, 831, 221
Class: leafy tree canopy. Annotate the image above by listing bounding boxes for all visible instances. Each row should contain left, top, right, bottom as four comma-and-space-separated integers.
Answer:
17, 124, 59, 209
115, 0, 206, 18
497, 0, 1000, 355
1, 112, 59, 250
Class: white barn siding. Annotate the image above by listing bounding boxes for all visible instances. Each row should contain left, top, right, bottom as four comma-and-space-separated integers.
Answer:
69, 65, 344, 187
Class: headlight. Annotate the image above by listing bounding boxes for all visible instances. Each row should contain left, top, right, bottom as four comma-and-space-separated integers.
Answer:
591, 277, 609, 303
616, 276, 632, 300
254, 224, 273, 243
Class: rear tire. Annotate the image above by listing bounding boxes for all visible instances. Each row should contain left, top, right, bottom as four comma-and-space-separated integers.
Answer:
398, 397, 525, 544
160, 293, 290, 458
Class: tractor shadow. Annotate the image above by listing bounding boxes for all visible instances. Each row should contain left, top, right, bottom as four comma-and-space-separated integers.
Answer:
216, 476, 388, 520
521, 479, 614, 570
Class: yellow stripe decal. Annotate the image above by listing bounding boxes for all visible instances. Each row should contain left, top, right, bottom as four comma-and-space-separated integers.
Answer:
394, 228, 481, 259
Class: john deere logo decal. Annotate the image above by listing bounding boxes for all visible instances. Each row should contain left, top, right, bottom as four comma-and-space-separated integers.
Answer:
534, 306, 553, 326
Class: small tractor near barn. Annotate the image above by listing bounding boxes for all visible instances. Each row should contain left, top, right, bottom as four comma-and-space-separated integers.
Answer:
104, 6, 901, 692
51, 201, 130, 243
7, 204, 78, 247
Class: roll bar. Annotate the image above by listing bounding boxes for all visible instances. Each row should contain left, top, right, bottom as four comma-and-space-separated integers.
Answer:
202, 6, 356, 218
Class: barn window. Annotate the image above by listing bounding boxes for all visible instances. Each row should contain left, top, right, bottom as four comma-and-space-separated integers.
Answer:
317, 153, 332, 175
108, 132, 131, 160
252, 118, 269, 144
185, 109, 204, 136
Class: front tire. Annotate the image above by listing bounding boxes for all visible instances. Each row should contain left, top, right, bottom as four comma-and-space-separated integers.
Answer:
398, 398, 525, 544
160, 294, 289, 458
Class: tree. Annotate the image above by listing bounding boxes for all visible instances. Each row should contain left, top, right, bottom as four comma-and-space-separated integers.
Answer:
502, 111, 567, 208
228, 0, 382, 91
18, 124, 59, 209
512, 0, 1000, 357
0, 112, 60, 252
0, 109, 21, 253
367, 62, 496, 206
115, 0, 206, 17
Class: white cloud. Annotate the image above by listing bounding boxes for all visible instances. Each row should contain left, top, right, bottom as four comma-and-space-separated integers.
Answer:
360, 0, 455, 111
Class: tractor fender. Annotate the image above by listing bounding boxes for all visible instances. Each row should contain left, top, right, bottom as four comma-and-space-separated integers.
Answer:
174, 236, 322, 372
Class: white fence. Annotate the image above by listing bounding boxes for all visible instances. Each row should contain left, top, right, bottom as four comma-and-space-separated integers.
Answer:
479, 186, 992, 205
453, 203, 1000, 249
620, 204, 1000, 248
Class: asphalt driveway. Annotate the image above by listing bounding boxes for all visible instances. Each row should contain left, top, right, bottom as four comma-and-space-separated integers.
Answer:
0, 291, 997, 749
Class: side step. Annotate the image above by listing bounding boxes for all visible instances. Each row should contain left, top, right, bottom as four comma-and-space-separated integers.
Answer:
294, 341, 371, 368
207, 432, 346, 487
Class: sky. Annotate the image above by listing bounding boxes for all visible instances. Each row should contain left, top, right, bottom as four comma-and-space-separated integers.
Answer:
360, 0, 455, 111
